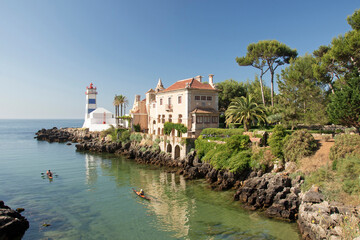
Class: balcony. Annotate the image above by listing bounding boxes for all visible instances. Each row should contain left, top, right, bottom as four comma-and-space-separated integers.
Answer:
165, 104, 173, 112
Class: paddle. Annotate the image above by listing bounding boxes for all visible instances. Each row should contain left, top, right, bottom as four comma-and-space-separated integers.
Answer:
41, 172, 59, 177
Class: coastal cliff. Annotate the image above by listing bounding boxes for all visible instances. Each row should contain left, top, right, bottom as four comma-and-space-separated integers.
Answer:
35, 127, 358, 239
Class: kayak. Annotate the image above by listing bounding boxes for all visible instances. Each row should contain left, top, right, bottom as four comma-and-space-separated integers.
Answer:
132, 188, 150, 200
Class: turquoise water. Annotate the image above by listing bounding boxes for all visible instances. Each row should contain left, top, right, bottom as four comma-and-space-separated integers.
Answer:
0, 120, 300, 239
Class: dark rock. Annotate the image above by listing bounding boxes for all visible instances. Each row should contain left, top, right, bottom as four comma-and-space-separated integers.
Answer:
0, 201, 29, 239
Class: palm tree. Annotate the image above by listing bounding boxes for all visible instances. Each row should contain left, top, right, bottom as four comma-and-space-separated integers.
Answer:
117, 95, 125, 117
225, 94, 266, 131
113, 95, 120, 127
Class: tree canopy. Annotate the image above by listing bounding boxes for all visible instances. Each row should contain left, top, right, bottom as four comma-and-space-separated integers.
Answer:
216, 79, 246, 112
327, 70, 360, 131
236, 40, 297, 106
277, 54, 328, 129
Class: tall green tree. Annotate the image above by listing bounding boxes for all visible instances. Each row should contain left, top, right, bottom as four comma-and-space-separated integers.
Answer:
216, 79, 246, 111
225, 95, 266, 131
327, 70, 360, 132
329, 9, 360, 78
313, 45, 342, 94
236, 40, 297, 106
277, 54, 328, 129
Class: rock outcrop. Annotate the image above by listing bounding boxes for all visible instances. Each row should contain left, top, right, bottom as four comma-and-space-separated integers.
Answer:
0, 201, 29, 240
35, 127, 99, 143
297, 187, 360, 240
233, 172, 303, 221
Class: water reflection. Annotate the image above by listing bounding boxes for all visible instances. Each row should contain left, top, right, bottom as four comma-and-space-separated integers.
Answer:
83, 153, 299, 240
143, 172, 191, 238
85, 154, 98, 186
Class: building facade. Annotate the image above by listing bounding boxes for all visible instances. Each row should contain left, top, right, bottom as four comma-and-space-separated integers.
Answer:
130, 74, 219, 138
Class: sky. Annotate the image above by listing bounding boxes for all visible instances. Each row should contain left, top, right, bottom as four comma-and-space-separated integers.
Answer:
0, 0, 358, 119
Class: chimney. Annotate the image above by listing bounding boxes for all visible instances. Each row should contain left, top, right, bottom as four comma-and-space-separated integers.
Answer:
135, 95, 140, 102
209, 74, 214, 87
196, 75, 202, 82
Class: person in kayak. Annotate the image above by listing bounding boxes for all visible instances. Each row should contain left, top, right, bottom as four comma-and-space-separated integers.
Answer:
139, 189, 144, 196
46, 170, 53, 178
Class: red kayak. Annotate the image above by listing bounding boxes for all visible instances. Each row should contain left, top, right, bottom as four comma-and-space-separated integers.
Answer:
132, 188, 150, 200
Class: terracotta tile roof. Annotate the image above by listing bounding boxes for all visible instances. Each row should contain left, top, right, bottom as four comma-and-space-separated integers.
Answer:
190, 107, 218, 114
161, 78, 216, 92
141, 99, 146, 102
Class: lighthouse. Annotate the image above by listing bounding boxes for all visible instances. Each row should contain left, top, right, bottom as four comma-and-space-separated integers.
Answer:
85, 83, 97, 119
82, 83, 117, 131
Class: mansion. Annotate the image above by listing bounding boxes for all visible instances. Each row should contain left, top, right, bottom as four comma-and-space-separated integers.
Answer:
130, 74, 219, 138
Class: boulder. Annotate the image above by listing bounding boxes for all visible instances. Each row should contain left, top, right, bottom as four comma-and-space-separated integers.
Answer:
0, 201, 29, 240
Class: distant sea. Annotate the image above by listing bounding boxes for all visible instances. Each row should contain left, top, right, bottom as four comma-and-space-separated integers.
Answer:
0, 119, 300, 240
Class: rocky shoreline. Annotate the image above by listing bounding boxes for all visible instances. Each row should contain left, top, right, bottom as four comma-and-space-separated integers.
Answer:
34, 127, 359, 240
0, 201, 29, 240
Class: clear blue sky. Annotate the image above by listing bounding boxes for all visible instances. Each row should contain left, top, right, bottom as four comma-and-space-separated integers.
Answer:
0, 0, 358, 119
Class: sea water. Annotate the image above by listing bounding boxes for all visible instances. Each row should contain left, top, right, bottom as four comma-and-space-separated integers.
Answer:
0, 119, 300, 240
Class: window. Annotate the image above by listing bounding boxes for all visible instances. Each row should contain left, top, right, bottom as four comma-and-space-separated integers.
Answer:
195, 96, 200, 100
88, 109, 95, 114
207, 96, 212, 101
201, 96, 206, 100
204, 116, 210, 123
212, 116, 218, 123
178, 96, 182, 104
169, 114, 172, 123
160, 98, 163, 105
178, 114, 182, 123
168, 97, 172, 105
196, 116, 203, 123
153, 103, 155, 108
88, 99, 96, 104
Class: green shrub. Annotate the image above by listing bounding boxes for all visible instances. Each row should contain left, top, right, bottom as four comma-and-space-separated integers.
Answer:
119, 130, 131, 142
302, 165, 334, 192
154, 138, 161, 144
139, 147, 147, 152
250, 147, 269, 171
200, 128, 244, 138
134, 124, 141, 132
330, 134, 360, 163
336, 156, 360, 194
164, 122, 187, 136
283, 130, 317, 162
268, 125, 287, 159
227, 150, 251, 173
130, 133, 142, 143
151, 143, 160, 152
225, 135, 250, 151
100, 125, 116, 139
195, 138, 219, 160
